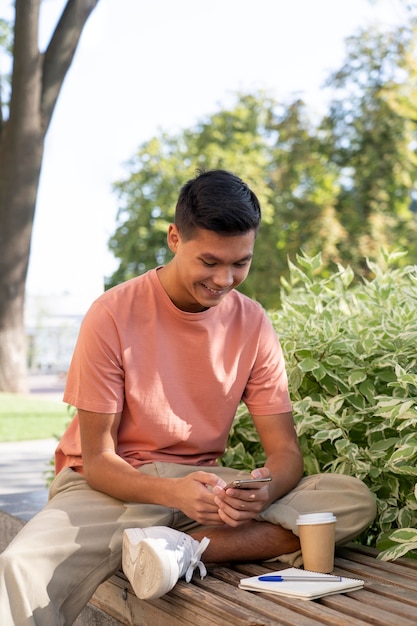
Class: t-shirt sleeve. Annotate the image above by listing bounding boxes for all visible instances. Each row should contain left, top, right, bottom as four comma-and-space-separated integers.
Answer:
63, 301, 125, 413
242, 313, 292, 416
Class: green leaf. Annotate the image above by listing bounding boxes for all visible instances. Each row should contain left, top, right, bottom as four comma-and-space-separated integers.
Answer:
296, 251, 323, 273
348, 370, 367, 386
288, 367, 304, 394
380, 508, 397, 524
369, 438, 398, 453
389, 445, 417, 464
325, 355, 343, 366
298, 358, 321, 372
398, 509, 414, 528
385, 527, 417, 544
378, 541, 417, 561
313, 428, 343, 444
359, 379, 376, 403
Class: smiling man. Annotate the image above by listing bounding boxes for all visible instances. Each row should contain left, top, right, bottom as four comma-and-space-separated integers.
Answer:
0, 170, 376, 624
158, 225, 254, 311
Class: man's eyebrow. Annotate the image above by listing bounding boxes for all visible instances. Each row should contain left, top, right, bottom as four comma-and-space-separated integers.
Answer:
200, 252, 253, 263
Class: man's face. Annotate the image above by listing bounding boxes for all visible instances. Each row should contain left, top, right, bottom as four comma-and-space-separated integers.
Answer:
165, 225, 255, 312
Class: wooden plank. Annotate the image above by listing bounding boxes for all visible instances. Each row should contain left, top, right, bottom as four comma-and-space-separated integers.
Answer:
91, 573, 202, 626
359, 579, 417, 608
153, 579, 286, 626
339, 543, 417, 573
322, 591, 417, 626
337, 544, 417, 576
334, 556, 417, 591
344, 588, 417, 622
332, 562, 417, 609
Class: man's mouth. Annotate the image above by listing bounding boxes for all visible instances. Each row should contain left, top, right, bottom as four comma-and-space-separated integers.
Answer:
202, 283, 227, 295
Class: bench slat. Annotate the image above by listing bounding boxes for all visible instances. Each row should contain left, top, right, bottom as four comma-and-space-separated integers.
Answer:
322, 591, 417, 626
336, 544, 417, 575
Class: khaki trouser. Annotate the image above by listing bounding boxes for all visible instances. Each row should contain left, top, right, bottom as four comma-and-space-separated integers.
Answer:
0, 465, 376, 625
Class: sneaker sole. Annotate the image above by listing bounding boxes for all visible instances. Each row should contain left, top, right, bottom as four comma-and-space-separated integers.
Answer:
122, 532, 179, 600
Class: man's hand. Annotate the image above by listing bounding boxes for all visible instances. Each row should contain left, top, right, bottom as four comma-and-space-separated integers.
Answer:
171, 471, 227, 526
213, 469, 272, 527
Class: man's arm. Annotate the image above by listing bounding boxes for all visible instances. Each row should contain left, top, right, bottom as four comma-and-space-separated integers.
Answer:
255, 410, 304, 501
213, 411, 304, 526
77, 409, 224, 526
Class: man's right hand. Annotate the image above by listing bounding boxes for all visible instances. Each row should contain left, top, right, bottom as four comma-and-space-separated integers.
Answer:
171, 471, 226, 526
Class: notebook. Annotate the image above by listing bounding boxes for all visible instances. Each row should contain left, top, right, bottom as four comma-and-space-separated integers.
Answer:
239, 567, 364, 600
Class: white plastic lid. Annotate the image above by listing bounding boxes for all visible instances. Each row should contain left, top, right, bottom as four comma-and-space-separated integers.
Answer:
296, 512, 337, 525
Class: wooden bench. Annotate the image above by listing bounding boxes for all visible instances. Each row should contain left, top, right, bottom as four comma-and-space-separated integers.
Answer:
1, 494, 416, 625
90, 543, 417, 625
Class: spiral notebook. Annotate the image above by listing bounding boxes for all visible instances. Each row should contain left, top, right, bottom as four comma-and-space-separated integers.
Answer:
239, 567, 364, 600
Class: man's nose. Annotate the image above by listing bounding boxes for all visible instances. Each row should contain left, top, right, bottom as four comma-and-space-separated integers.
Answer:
213, 266, 233, 288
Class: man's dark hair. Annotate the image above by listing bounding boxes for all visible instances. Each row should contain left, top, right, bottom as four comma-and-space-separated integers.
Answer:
175, 169, 261, 240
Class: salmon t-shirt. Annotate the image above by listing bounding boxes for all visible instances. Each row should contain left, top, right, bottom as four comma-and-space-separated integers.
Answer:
56, 268, 292, 473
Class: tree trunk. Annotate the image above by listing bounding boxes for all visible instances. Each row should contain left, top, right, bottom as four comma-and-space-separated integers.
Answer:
0, 0, 99, 393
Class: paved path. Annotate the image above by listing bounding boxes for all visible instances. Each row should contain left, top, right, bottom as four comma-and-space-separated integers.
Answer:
0, 375, 65, 519
0, 438, 56, 520
1, 374, 64, 493
0, 438, 57, 495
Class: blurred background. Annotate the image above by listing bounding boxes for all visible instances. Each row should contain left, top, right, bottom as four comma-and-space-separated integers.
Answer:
1, 0, 416, 380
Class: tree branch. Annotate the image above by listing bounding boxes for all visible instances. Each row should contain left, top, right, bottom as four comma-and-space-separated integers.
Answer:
41, 0, 99, 132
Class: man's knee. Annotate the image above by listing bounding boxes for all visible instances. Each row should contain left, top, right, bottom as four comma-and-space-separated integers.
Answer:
305, 473, 376, 543
259, 472, 376, 544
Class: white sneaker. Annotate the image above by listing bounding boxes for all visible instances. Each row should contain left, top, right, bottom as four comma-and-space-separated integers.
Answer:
122, 526, 210, 600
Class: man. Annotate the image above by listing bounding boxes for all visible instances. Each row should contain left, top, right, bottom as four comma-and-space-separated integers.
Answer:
0, 170, 376, 624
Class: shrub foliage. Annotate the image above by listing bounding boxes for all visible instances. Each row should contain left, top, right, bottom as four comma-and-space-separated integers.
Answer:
221, 249, 417, 560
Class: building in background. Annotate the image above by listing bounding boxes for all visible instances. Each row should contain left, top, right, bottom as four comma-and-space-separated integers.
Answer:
25, 294, 85, 374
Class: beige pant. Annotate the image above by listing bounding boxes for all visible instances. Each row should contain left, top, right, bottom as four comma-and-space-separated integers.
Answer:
0, 464, 376, 625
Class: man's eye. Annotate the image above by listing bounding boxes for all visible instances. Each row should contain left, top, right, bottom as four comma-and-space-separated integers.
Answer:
202, 260, 216, 267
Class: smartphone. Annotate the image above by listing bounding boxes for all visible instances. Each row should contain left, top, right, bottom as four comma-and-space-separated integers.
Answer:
224, 477, 272, 490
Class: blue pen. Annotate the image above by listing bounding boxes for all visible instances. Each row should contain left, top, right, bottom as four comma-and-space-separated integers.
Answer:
258, 575, 342, 582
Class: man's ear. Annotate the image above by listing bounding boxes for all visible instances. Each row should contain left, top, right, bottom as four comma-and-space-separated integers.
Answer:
167, 224, 181, 253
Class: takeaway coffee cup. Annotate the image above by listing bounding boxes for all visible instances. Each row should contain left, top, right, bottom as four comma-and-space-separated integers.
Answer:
296, 512, 337, 573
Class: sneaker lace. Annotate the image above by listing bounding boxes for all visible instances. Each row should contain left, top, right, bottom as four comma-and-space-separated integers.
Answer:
184, 536, 210, 583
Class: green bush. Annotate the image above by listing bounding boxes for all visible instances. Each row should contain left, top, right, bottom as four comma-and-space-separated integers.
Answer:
221, 249, 417, 561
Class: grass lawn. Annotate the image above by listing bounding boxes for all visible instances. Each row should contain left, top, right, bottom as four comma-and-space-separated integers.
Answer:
0, 394, 70, 442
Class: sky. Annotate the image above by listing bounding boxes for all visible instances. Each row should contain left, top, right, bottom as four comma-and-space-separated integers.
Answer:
1, 0, 412, 311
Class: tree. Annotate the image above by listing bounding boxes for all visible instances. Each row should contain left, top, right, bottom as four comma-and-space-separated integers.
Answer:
322, 22, 417, 271
261, 98, 344, 301
0, 0, 99, 393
